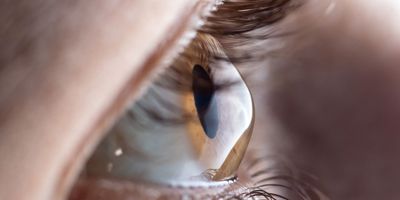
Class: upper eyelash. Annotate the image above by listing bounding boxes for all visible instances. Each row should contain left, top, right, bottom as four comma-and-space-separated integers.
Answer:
201, 0, 297, 63
201, 0, 291, 36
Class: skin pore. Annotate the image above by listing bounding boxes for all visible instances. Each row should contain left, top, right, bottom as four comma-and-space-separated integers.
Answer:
1, 0, 400, 200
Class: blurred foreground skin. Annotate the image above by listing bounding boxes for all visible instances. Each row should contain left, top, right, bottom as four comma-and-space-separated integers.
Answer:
1, 0, 400, 200
0, 1, 202, 200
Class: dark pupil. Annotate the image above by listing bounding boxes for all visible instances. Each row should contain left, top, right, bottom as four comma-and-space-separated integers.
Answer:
192, 65, 218, 139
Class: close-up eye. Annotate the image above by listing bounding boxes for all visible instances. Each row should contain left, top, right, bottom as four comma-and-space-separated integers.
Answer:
2, 0, 400, 200
80, 34, 254, 186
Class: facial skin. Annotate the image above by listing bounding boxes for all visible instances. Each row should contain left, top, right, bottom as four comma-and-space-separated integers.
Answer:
258, 0, 400, 199
0, 0, 400, 200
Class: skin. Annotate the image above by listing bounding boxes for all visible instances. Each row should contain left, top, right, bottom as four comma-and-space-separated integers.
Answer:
0, 0, 400, 200
258, 0, 400, 199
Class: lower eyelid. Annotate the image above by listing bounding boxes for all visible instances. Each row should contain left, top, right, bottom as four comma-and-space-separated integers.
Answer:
69, 155, 254, 200
69, 151, 325, 200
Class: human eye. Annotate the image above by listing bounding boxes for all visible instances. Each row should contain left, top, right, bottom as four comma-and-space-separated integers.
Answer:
65, 0, 326, 199
82, 33, 254, 183
12, 0, 400, 199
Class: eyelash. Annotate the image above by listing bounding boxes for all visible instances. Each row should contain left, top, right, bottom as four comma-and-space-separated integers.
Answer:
163, 153, 326, 199
201, 0, 298, 63
242, 154, 326, 200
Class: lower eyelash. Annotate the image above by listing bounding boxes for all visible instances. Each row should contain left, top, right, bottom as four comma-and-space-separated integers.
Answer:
214, 152, 327, 200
